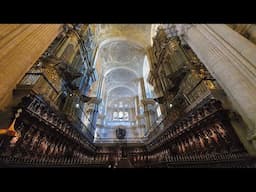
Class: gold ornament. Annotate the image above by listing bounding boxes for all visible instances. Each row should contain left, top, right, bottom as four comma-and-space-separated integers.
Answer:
204, 80, 215, 89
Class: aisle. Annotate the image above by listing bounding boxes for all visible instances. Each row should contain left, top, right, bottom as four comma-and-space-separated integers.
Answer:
116, 158, 133, 168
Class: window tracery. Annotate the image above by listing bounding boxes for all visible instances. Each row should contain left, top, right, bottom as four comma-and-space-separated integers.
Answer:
112, 101, 129, 121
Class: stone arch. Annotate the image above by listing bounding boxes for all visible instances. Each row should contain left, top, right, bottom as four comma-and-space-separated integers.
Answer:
93, 38, 145, 69
104, 66, 139, 79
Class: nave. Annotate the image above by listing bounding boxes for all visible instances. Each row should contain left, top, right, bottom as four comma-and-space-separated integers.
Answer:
1, 24, 256, 168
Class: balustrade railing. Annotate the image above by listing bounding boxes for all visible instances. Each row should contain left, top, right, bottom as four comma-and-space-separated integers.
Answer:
0, 156, 109, 167
147, 98, 224, 151
23, 95, 96, 151
131, 152, 256, 168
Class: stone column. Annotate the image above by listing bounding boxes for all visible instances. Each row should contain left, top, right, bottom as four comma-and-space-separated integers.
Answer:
67, 34, 80, 64
139, 78, 151, 133
177, 24, 256, 153
0, 24, 62, 110
55, 36, 70, 57
228, 24, 256, 45
135, 95, 140, 129
90, 74, 103, 132
229, 24, 252, 35
247, 25, 256, 44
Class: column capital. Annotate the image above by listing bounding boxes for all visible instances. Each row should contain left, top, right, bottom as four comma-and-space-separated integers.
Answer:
175, 24, 194, 36
162, 24, 178, 38
229, 24, 253, 35
141, 98, 156, 105
175, 24, 195, 44
247, 125, 256, 140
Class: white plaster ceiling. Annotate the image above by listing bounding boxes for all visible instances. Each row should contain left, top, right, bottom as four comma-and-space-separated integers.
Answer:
93, 24, 154, 93
95, 24, 152, 48
104, 68, 138, 93
101, 41, 143, 64
92, 24, 154, 142
108, 95, 134, 107
98, 40, 145, 77
108, 87, 135, 98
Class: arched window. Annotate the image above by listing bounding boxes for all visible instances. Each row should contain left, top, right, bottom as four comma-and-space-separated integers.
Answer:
118, 111, 124, 119
113, 111, 118, 120
143, 55, 155, 98
157, 105, 162, 117
112, 101, 129, 121
124, 112, 129, 120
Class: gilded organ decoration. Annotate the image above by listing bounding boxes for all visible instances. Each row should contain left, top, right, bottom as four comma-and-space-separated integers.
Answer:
150, 26, 219, 118
137, 25, 253, 168
61, 44, 75, 63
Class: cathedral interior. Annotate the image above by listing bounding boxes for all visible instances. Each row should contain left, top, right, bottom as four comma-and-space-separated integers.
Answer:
1, 24, 256, 168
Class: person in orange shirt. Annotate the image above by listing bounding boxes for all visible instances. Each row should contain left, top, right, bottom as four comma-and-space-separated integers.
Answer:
0, 109, 22, 138
0, 118, 20, 138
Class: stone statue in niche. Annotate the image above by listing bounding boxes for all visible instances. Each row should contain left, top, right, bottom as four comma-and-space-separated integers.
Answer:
116, 127, 126, 139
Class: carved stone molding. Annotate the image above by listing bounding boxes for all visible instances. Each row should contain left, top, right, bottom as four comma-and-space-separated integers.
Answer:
162, 24, 178, 38
175, 24, 194, 44
141, 98, 156, 105
229, 24, 252, 35
175, 24, 194, 36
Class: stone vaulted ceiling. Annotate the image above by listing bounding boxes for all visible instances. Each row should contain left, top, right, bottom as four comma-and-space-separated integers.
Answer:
91, 24, 156, 142
95, 24, 152, 48
88, 24, 156, 98
93, 24, 154, 101
98, 40, 145, 77
104, 68, 138, 94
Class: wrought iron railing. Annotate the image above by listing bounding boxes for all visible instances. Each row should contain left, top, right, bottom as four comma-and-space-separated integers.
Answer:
0, 156, 108, 168
18, 72, 59, 95
132, 152, 256, 168
25, 95, 96, 151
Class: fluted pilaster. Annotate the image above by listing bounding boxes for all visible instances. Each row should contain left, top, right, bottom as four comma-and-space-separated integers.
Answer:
0, 24, 62, 109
